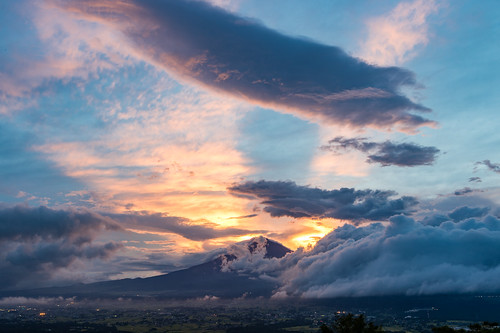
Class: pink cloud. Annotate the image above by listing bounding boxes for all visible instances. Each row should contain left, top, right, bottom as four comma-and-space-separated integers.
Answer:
360, 0, 442, 66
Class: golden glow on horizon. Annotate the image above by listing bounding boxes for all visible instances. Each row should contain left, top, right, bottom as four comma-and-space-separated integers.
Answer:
123, 212, 344, 254
288, 222, 333, 249
292, 233, 324, 249
282, 217, 345, 250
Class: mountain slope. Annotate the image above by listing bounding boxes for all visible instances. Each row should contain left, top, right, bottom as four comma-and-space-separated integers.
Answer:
2, 237, 292, 298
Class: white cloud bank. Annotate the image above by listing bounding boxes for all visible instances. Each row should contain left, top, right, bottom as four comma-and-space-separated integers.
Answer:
224, 209, 500, 297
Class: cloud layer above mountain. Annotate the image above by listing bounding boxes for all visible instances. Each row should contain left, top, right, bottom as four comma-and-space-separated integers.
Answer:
107, 212, 267, 241
228, 180, 417, 221
57, 0, 434, 131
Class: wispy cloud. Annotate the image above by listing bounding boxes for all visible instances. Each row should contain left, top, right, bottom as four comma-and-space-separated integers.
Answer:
321, 136, 439, 167
476, 160, 500, 174
360, 0, 442, 65
453, 187, 483, 196
55, 0, 434, 131
0, 0, 133, 115
28, 69, 252, 221
108, 212, 267, 241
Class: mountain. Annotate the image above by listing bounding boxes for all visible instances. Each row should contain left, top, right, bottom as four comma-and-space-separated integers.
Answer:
2, 236, 292, 299
247, 236, 291, 259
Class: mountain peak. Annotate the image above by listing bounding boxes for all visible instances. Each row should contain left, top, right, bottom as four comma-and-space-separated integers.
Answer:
233, 236, 292, 259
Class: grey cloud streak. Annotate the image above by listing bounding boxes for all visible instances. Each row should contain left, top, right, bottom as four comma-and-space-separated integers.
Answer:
228, 180, 417, 222
0, 205, 120, 242
107, 212, 266, 241
58, 0, 434, 131
322, 136, 439, 166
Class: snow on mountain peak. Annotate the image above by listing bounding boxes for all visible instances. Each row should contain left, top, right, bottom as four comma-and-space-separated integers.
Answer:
219, 236, 292, 273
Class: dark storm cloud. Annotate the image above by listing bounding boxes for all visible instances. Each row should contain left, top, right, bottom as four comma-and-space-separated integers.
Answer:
0, 205, 122, 290
228, 180, 417, 222
322, 136, 439, 166
476, 160, 500, 174
107, 212, 266, 241
59, 0, 434, 130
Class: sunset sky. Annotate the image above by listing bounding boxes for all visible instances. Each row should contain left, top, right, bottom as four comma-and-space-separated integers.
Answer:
1, 0, 500, 293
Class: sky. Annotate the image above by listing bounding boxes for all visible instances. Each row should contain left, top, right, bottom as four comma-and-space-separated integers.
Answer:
1, 0, 500, 295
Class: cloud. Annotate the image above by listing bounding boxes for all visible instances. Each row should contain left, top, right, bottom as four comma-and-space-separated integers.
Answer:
0, 205, 119, 242
28, 70, 252, 220
0, 205, 268, 287
56, 0, 434, 131
476, 160, 500, 174
109, 246, 228, 276
197, 209, 499, 298
0, 122, 84, 204
0, 296, 74, 306
453, 188, 473, 196
0, 1, 133, 115
226, 214, 258, 220
469, 177, 482, 183
228, 180, 417, 222
448, 206, 489, 222
321, 136, 439, 167
0, 205, 122, 290
107, 212, 267, 241
453, 187, 483, 196
360, 0, 441, 66
270, 213, 500, 297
